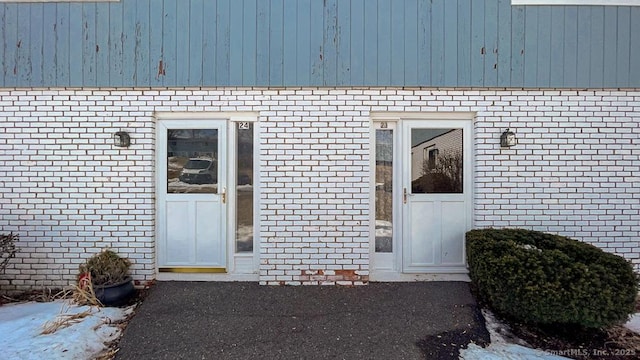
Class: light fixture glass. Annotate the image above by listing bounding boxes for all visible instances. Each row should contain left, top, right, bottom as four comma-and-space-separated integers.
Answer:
114, 131, 131, 147
500, 129, 516, 147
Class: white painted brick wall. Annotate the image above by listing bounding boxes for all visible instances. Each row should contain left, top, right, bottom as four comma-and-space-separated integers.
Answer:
0, 88, 638, 290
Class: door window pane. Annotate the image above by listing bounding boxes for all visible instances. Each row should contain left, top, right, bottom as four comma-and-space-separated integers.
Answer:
167, 129, 218, 194
236, 123, 254, 252
375, 129, 393, 253
411, 129, 463, 194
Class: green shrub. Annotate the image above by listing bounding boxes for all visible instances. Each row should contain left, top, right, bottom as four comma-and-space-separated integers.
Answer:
466, 228, 639, 329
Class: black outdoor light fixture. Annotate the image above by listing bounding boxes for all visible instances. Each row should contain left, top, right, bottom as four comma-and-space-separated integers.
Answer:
500, 128, 516, 147
114, 130, 131, 148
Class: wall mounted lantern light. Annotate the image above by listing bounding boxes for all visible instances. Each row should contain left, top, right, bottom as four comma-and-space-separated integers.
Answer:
114, 131, 131, 148
500, 128, 516, 147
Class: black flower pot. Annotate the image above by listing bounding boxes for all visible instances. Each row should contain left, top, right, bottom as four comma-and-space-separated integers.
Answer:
94, 277, 135, 307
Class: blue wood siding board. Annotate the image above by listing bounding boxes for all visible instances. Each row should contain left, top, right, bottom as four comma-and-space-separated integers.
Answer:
255, 0, 270, 85
456, 0, 471, 87
269, 0, 284, 86
323, 0, 338, 86
149, 0, 164, 86
443, 0, 457, 86
430, 0, 444, 86
496, 0, 511, 87
135, 0, 151, 86
121, 0, 135, 85
109, 2, 124, 86
42, 4, 57, 86
216, 0, 231, 86
95, 3, 110, 87
562, 6, 578, 86
536, 6, 552, 87
69, 4, 85, 86
201, 0, 217, 86
376, 0, 391, 86
349, 0, 365, 85
55, 3, 70, 86
229, 0, 244, 85
175, 0, 190, 85
483, 0, 498, 87
469, 0, 484, 87
29, 4, 44, 86
243, 0, 258, 85
337, 0, 352, 86
17, 5, 32, 86
0, 5, 4, 85
523, 7, 538, 87
416, 0, 431, 85
630, 7, 640, 85
509, 5, 525, 88
549, 7, 565, 87
283, 0, 298, 86
588, 7, 604, 87
82, 3, 97, 87
602, 7, 617, 88
390, 0, 405, 85
575, 7, 592, 89
403, 0, 419, 87
295, 0, 311, 85
363, 1, 378, 85
188, 0, 204, 85
615, 8, 630, 88
161, 0, 177, 86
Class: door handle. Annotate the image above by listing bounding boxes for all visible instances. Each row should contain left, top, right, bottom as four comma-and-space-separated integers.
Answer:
403, 188, 407, 204
221, 187, 226, 204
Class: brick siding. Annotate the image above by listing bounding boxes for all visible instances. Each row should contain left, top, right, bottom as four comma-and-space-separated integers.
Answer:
0, 88, 638, 290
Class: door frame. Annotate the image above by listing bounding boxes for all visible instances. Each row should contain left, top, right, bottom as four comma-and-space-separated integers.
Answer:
369, 112, 475, 281
154, 112, 260, 280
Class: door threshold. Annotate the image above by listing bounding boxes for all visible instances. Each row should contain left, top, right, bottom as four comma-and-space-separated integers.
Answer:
159, 267, 227, 274
370, 272, 470, 282
157, 272, 259, 282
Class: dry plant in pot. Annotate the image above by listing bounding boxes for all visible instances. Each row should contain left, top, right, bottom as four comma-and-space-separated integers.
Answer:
77, 249, 135, 307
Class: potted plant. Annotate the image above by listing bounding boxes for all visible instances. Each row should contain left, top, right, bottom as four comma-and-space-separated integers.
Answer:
77, 249, 135, 306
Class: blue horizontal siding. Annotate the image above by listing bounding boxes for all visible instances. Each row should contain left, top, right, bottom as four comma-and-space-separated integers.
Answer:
1, 0, 639, 88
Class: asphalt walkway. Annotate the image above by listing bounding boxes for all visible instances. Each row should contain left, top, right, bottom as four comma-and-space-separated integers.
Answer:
115, 281, 489, 360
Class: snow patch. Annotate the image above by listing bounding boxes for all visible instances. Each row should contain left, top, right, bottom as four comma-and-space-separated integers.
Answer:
0, 300, 131, 360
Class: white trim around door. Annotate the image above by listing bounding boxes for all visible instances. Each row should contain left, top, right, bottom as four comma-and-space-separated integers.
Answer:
369, 113, 474, 282
155, 113, 260, 281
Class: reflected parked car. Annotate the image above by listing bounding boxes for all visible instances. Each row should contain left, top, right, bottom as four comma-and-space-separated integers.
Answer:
179, 158, 217, 184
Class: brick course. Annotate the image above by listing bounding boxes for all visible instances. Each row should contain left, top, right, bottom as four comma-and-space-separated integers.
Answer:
0, 88, 638, 290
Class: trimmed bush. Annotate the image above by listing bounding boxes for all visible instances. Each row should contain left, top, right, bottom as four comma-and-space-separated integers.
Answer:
467, 228, 639, 329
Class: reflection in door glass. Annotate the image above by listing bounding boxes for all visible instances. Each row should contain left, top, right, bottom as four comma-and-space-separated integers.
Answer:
236, 123, 254, 252
167, 129, 218, 194
411, 129, 463, 194
375, 129, 393, 253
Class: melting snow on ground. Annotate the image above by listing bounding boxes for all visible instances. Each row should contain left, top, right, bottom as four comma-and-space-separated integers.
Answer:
0, 299, 131, 360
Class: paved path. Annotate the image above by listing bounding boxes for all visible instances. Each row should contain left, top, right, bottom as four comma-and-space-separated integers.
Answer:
116, 281, 489, 360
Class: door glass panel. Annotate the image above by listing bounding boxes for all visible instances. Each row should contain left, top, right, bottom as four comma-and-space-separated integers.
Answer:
375, 129, 393, 253
236, 123, 254, 252
411, 128, 463, 194
167, 129, 218, 194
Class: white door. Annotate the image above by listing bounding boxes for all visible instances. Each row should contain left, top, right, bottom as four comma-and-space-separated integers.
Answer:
401, 120, 472, 273
157, 120, 228, 270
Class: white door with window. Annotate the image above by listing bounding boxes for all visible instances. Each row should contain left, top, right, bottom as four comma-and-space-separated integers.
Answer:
372, 116, 472, 278
157, 120, 228, 270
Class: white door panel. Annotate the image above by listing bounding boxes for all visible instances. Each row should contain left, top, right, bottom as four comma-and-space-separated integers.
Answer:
157, 120, 228, 270
402, 120, 471, 274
